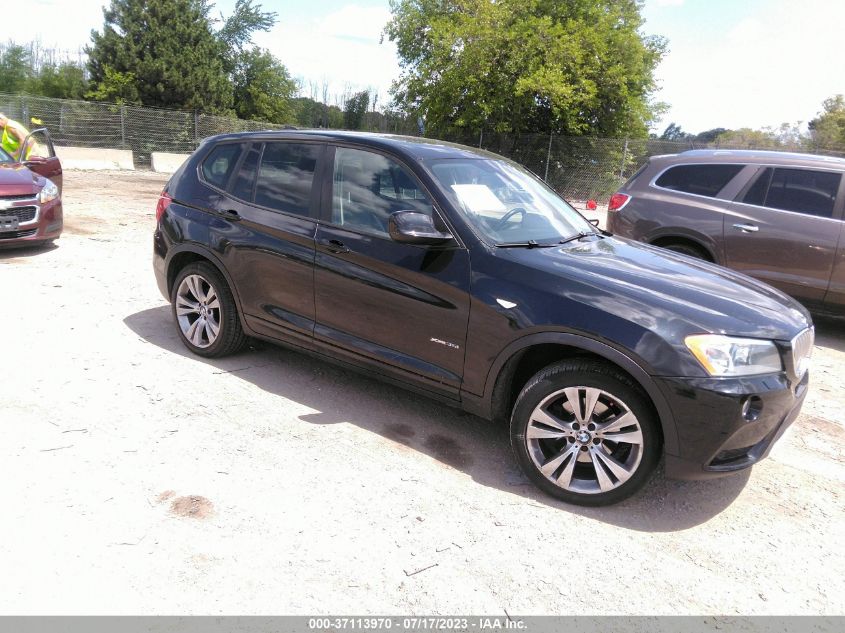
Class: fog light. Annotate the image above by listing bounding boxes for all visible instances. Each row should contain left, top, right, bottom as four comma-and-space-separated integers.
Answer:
741, 396, 763, 422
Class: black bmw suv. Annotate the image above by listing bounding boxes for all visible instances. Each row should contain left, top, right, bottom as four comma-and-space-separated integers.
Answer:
153, 131, 813, 506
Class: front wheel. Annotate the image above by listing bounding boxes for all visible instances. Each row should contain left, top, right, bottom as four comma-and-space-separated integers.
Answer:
510, 360, 661, 506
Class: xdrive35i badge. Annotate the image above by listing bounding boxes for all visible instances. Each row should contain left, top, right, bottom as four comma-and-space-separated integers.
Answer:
430, 337, 460, 350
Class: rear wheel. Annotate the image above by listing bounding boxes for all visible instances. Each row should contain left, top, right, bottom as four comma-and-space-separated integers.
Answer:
171, 262, 245, 358
510, 360, 661, 506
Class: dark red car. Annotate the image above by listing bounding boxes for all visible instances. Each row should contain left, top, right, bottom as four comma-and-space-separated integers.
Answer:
0, 128, 63, 248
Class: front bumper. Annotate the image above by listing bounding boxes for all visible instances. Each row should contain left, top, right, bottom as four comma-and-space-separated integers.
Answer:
658, 369, 809, 480
0, 198, 62, 247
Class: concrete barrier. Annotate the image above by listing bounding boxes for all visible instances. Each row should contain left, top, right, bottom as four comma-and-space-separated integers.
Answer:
55, 146, 135, 171
151, 152, 191, 174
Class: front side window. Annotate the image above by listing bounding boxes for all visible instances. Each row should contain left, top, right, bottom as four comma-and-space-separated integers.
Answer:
202, 143, 243, 189
427, 158, 593, 245
255, 142, 321, 216
332, 147, 434, 237
655, 164, 744, 197
751, 167, 841, 218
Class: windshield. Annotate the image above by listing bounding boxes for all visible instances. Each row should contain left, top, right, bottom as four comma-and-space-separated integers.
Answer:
426, 158, 594, 245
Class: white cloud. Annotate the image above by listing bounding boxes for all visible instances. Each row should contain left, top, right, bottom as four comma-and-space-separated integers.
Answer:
254, 4, 399, 106
651, 0, 845, 133
653, 0, 685, 6
0, 0, 105, 52
1, 1, 400, 107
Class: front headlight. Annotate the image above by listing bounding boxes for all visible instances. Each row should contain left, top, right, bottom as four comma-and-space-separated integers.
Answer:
39, 179, 59, 204
685, 334, 782, 377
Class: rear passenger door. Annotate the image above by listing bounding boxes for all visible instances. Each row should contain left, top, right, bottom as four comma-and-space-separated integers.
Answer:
312, 145, 471, 399
724, 166, 844, 308
205, 140, 325, 343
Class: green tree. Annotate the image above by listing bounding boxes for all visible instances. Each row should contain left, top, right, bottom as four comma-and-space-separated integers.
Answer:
37, 63, 89, 100
232, 48, 297, 123
87, 0, 234, 112
809, 95, 845, 149
385, 0, 665, 139
659, 123, 690, 141
0, 43, 33, 94
715, 124, 807, 150
217, 0, 277, 71
714, 127, 782, 149
344, 90, 370, 130
693, 128, 728, 144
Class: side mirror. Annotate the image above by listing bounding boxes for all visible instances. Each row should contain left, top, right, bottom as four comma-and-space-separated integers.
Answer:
388, 211, 453, 245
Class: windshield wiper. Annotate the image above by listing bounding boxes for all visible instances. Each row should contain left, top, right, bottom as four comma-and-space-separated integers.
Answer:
557, 231, 598, 245
495, 240, 560, 248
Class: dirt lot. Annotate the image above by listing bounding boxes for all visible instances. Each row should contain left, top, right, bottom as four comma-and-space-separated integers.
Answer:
1, 170, 844, 615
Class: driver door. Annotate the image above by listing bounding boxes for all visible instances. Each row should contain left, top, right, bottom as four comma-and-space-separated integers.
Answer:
313, 145, 471, 398
22, 128, 63, 195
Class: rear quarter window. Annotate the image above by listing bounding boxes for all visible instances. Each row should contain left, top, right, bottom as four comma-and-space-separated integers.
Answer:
655, 164, 744, 197
201, 143, 243, 189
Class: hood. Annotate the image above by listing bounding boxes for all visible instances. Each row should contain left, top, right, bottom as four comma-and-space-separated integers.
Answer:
499, 234, 811, 342
0, 163, 42, 196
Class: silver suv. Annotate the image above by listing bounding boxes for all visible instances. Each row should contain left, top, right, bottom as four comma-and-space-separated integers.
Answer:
607, 149, 845, 314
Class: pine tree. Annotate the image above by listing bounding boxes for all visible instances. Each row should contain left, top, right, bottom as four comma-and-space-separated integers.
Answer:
86, 0, 234, 113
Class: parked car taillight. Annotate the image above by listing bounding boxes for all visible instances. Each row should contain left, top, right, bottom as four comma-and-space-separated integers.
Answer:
155, 192, 172, 223
608, 193, 631, 212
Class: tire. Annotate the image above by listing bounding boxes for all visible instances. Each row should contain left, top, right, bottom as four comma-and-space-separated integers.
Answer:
170, 262, 246, 358
662, 241, 708, 261
510, 359, 661, 506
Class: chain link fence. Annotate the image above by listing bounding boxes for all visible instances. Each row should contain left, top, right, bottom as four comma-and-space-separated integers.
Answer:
3, 92, 844, 203
0, 92, 289, 166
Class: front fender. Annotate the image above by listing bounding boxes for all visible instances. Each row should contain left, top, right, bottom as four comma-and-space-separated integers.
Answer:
465, 331, 680, 456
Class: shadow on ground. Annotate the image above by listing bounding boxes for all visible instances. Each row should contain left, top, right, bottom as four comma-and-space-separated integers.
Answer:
124, 305, 751, 532
813, 314, 845, 353
0, 242, 57, 260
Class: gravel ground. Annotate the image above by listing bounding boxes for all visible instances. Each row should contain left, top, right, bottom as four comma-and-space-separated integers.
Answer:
1, 170, 843, 615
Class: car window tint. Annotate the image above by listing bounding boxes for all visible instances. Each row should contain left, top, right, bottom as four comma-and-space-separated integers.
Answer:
741, 168, 773, 206
229, 143, 261, 202
255, 142, 320, 216
762, 168, 841, 218
202, 143, 243, 189
332, 147, 433, 237
655, 164, 744, 197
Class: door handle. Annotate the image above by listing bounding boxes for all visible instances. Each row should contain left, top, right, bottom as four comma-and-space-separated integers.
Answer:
732, 223, 759, 233
220, 209, 241, 221
320, 238, 350, 254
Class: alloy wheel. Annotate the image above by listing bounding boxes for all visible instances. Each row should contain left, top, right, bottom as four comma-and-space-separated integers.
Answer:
525, 386, 644, 494
175, 274, 221, 349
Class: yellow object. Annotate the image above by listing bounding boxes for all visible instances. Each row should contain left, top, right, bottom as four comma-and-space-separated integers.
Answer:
0, 116, 35, 160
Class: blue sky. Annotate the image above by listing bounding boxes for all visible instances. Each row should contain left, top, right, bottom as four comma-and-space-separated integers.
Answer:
3, 0, 844, 134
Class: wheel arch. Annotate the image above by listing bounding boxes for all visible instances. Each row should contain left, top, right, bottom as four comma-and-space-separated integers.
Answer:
165, 244, 248, 328
480, 333, 679, 455
647, 231, 717, 262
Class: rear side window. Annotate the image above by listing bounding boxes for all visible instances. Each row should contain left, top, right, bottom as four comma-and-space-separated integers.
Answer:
655, 164, 744, 197
255, 142, 321, 216
229, 143, 262, 202
743, 167, 841, 218
202, 143, 243, 189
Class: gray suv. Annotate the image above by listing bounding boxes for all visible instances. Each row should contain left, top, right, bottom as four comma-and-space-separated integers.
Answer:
607, 149, 845, 314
